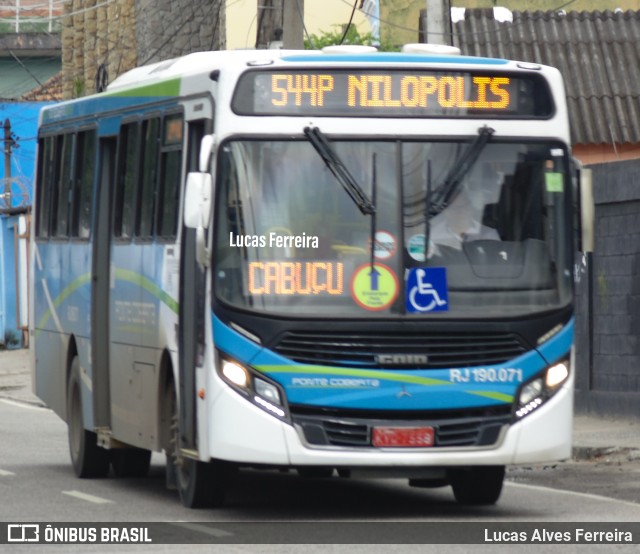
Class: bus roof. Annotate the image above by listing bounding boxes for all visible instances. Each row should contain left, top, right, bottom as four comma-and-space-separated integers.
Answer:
105, 48, 518, 95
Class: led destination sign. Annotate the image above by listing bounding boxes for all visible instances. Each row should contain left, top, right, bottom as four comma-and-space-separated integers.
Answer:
248, 261, 344, 296
233, 69, 553, 118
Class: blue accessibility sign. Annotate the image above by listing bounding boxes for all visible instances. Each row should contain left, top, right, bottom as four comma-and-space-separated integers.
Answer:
406, 267, 449, 313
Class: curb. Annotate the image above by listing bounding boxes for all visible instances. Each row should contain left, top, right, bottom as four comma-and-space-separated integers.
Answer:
573, 445, 640, 462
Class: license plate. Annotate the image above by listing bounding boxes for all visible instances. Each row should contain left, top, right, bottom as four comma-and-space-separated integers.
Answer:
372, 426, 435, 448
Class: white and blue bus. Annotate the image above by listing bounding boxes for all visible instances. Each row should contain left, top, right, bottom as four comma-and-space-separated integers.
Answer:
31, 45, 592, 507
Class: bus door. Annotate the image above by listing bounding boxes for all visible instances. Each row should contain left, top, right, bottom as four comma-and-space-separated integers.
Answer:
178, 116, 209, 452
109, 117, 161, 448
91, 135, 116, 431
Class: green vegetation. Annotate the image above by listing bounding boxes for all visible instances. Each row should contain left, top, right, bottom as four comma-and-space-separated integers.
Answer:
304, 25, 400, 51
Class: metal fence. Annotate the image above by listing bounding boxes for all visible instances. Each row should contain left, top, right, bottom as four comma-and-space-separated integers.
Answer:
0, 0, 63, 33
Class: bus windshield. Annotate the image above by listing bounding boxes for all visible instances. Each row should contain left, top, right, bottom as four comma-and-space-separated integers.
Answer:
213, 138, 573, 318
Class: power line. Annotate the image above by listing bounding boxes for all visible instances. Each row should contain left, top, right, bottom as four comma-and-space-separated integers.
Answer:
6, 48, 44, 89
338, 0, 359, 45
335, 0, 579, 41
294, 0, 315, 48
140, 0, 221, 66
0, 0, 115, 22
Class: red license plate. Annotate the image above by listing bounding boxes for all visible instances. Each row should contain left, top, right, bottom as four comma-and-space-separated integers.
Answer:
372, 426, 435, 448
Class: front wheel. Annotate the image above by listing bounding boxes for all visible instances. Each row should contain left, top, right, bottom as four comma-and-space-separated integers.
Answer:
167, 382, 228, 508
67, 357, 110, 478
449, 466, 505, 505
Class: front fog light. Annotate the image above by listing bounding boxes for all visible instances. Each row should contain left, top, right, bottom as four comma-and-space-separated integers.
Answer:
255, 377, 281, 404
519, 378, 543, 406
515, 358, 570, 420
546, 361, 569, 388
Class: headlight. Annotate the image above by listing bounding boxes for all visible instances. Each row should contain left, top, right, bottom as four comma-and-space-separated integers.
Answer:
217, 353, 288, 420
546, 361, 569, 388
221, 360, 249, 388
515, 359, 569, 420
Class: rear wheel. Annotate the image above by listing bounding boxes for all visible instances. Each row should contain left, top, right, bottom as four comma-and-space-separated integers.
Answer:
449, 466, 505, 505
111, 448, 152, 478
166, 382, 228, 508
67, 357, 110, 478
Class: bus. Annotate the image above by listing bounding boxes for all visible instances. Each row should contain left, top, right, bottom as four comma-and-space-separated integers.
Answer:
30, 44, 592, 508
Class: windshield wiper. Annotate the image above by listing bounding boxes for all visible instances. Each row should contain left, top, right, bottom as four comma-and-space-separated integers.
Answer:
423, 160, 432, 261
304, 126, 376, 216
428, 125, 495, 217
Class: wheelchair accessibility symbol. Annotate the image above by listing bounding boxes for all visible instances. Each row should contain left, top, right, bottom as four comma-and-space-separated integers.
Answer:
406, 267, 449, 313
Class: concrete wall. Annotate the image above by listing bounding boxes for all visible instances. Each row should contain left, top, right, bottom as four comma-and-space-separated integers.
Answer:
135, 0, 225, 65
575, 159, 640, 417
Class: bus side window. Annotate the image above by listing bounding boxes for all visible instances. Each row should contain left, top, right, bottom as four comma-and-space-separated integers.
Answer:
36, 136, 55, 238
72, 130, 96, 239
156, 114, 183, 239
57, 133, 74, 237
114, 122, 140, 239
136, 118, 160, 239
50, 134, 72, 238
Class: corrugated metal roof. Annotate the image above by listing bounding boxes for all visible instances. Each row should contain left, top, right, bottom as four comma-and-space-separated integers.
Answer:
453, 9, 640, 145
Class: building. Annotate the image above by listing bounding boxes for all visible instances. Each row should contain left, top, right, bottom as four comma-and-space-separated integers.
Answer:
453, 8, 640, 165
452, 7, 640, 418
60, 0, 225, 98
0, 1, 62, 101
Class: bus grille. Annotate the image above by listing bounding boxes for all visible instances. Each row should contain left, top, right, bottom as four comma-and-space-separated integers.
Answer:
291, 406, 511, 448
273, 330, 528, 369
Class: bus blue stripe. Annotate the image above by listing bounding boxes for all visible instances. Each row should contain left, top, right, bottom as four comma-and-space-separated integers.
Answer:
281, 54, 509, 65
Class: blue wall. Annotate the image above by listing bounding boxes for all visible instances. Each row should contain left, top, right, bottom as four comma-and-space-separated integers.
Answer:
1, 102, 52, 205
1, 102, 53, 347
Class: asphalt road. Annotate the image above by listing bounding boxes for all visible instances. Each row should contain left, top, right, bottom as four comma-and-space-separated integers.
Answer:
2, 397, 640, 552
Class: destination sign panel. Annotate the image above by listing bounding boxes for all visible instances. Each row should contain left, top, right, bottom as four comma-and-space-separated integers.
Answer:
233, 69, 553, 118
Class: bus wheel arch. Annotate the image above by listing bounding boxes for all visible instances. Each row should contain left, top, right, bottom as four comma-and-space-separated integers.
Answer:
158, 349, 176, 453
163, 369, 228, 508
66, 354, 110, 478
64, 335, 79, 418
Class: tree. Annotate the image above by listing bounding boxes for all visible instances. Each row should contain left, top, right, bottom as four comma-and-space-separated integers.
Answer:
304, 25, 399, 51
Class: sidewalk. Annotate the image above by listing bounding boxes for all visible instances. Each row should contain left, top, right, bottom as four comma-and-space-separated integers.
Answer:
2, 348, 640, 457
0, 347, 42, 406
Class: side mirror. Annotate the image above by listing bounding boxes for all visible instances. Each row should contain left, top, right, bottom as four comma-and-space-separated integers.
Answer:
184, 172, 212, 229
579, 168, 594, 253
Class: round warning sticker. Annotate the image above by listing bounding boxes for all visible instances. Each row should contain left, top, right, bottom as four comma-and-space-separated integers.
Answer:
407, 234, 427, 261
371, 230, 397, 260
350, 263, 399, 311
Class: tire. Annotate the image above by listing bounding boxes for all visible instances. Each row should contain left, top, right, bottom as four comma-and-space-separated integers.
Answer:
67, 357, 110, 478
167, 382, 227, 508
111, 448, 152, 478
449, 466, 505, 505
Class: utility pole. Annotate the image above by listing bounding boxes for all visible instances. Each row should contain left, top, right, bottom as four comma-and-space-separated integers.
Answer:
421, 0, 452, 46
3, 119, 12, 209
282, 0, 304, 49
257, 0, 304, 50
256, 0, 283, 49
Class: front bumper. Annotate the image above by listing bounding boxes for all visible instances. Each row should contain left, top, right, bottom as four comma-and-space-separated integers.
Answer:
207, 370, 573, 468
